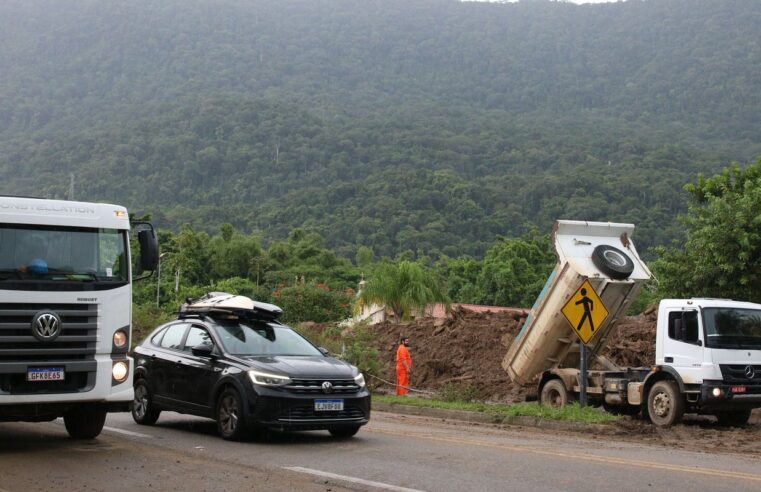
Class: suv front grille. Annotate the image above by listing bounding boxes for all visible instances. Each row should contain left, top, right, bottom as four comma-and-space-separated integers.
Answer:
278, 404, 366, 421
286, 378, 360, 394
719, 364, 761, 384
0, 303, 97, 362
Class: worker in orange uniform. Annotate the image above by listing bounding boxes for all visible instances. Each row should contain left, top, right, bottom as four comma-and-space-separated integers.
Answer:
396, 336, 412, 395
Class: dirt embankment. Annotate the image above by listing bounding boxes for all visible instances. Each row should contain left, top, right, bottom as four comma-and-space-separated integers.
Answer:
360, 307, 658, 402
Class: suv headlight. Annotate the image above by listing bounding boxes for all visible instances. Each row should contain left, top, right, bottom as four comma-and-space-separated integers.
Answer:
248, 370, 292, 387
354, 372, 366, 388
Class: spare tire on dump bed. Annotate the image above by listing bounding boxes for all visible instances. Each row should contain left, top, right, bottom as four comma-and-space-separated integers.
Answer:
591, 245, 634, 280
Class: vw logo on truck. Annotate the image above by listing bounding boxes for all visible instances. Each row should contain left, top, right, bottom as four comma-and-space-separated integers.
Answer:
32, 311, 62, 342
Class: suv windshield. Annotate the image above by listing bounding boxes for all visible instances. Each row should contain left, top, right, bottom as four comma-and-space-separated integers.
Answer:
0, 224, 128, 284
214, 319, 322, 356
703, 307, 761, 350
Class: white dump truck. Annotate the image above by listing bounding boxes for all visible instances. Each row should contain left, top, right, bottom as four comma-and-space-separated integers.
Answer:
503, 220, 761, 426
0, 196, 158, 438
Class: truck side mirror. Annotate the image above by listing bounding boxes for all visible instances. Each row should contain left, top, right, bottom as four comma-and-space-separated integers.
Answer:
138, 229, 159, 272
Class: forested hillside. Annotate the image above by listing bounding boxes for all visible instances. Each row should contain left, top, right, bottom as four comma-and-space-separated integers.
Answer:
1, 0, 760, 258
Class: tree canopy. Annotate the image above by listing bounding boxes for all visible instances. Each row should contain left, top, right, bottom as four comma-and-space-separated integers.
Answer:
654, 158, 761, 302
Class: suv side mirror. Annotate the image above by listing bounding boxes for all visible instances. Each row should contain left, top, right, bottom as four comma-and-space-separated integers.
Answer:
318, 347, 330, 356
191, 343, 214, 357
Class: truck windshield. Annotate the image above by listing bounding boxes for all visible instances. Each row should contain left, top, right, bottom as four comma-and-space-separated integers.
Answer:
703, 307, 761, 350
0, 224, 128, 287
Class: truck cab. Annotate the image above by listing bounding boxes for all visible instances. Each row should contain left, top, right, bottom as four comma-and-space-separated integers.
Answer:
649, 298, 761, 425
0, 196, 158, 438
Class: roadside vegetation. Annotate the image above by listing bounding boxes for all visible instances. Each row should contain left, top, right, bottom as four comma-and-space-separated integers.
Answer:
374, 395, 619, 425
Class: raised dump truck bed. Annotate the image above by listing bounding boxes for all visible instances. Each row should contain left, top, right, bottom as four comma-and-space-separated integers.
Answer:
502, 220, 652, 385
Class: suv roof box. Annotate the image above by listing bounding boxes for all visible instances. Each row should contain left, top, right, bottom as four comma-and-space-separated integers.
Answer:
179, 292, 284, 320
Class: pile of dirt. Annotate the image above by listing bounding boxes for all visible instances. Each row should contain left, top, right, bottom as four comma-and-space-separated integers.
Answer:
361, 306, 658, 402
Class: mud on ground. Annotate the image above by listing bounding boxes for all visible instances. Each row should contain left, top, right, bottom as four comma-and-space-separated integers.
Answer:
300, 307, 760, 454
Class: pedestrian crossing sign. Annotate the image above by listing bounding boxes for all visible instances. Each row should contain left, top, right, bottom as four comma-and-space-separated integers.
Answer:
561, 279, 609, 345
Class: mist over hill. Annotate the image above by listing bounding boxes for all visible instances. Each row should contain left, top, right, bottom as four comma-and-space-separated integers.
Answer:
1, 0, 759, 257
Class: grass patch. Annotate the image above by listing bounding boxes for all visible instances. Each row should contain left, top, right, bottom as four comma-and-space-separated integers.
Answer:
374, 394, 618, 424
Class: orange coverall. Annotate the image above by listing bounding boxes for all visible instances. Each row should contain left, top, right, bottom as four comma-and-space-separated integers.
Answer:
396, 343, 412, 395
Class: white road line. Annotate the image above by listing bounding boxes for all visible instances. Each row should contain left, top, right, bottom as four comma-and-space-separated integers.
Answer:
284, 466, 425, 492
102, 426, 152, 439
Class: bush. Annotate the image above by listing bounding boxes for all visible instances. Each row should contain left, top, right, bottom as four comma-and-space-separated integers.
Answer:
274, 283, 353, 323
342, 324, 380, 388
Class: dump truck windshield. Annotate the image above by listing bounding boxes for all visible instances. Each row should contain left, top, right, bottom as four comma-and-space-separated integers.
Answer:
703, 307, 761, 350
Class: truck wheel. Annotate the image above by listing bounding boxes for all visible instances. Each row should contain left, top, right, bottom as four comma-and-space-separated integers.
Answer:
591, 245, 634, 280
217, 388, 248, 441
64, 405, 107, 439
715, 410, 751, 427
647, 380, 685, 427
132, 379, 161, 425
540, 379, 568, 409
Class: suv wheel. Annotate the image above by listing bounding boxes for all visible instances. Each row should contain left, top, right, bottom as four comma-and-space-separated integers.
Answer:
132, 379, 161, 425
217, 388, 247, 441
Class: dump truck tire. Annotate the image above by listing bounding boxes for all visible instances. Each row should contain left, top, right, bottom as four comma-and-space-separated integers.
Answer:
540, 379, 569, 409
591, 245, 634, 280
647, 380, 685, 427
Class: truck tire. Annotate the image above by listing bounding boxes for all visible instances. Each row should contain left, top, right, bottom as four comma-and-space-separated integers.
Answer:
540, 379, 569, 409
647, 380, 685, 427
715, 409, 751, 427
217, 388, 248, 441
64, 405, 107, 439
591, 245, 634, 280
132, 379, 161, 425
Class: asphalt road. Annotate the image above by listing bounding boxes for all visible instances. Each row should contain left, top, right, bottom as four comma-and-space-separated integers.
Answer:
1, 410, 760, 492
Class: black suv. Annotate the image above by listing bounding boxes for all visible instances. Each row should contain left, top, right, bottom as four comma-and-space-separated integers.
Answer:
131, 295, 370, 440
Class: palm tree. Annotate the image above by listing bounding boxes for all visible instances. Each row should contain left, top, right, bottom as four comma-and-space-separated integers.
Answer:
358, 261, 449, 323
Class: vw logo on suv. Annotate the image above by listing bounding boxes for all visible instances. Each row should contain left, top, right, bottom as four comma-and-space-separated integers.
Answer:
321, 381, 334, 394
745, 365, 756, 379
31, 311, 62, 342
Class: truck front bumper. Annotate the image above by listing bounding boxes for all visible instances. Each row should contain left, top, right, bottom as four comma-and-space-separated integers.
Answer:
699, 380, 761, 411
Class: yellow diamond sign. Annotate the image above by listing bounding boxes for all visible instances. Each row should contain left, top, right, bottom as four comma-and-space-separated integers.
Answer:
561, 280, 609, 345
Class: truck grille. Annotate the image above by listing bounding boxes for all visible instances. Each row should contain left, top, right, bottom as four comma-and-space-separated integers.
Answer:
0, 303, 98, 362
719, 364, 761, 384
286, 378, 360, 394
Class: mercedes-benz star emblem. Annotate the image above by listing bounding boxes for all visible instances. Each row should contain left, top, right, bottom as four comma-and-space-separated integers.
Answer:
32, 311, 62, 342
321, 381, 333, 394
745, 365, 756, 379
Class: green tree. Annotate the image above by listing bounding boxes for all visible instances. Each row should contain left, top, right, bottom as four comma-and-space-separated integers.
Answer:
477, 235, 555, 307
358, 261, 449, 323
654, 159, 761, 302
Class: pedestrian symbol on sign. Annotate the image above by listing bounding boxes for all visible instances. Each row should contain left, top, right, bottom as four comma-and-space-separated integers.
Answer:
561, 280, 609, 344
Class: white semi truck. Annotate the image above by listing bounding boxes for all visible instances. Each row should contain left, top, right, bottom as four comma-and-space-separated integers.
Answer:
0, 196, 158, 438
504, 220, 761, 426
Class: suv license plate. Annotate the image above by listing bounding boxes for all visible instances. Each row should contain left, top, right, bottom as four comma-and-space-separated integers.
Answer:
27, 367, 65, 382
315, 399, 344, 411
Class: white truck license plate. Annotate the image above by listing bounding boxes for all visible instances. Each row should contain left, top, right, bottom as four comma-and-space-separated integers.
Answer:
27, 367, 65, 382
314, 399, 344, 411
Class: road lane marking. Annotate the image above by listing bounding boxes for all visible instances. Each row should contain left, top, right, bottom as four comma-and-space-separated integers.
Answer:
367, 427, 761, 483
284, 466, 425, 492
102, 426, 152, 438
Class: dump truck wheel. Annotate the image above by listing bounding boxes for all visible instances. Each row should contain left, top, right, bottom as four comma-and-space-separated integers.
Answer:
647, 380, 685, 427
591, 245, 634, 280
540, 379, 568, 409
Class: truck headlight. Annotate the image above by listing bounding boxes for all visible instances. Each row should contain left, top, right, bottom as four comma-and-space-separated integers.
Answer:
248, 370, 291, 387
712, 387, 724, 398
112, 360, 129, 382
354, 372, 366, 388
113, 330, 128, 349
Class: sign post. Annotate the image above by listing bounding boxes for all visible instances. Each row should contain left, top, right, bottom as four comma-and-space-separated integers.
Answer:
561, 279, 609, 407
